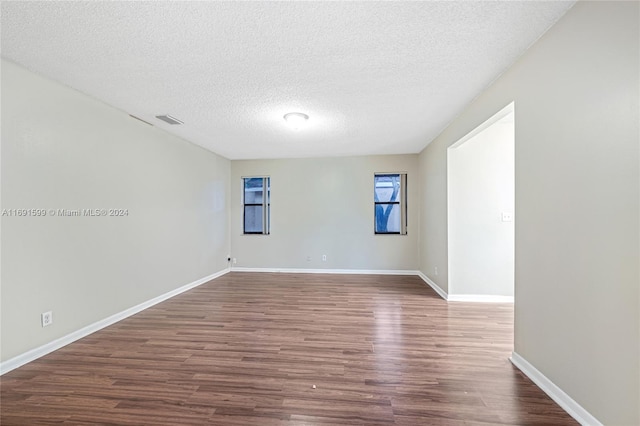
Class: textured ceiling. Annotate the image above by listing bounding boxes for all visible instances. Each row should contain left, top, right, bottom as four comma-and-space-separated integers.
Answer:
1, 1, 574, 160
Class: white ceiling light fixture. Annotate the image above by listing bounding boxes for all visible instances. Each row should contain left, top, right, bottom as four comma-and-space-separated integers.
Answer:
283, 112, 309, 130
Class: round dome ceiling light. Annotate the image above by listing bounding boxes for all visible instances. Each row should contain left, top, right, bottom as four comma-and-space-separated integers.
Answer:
283, 112, 309, 130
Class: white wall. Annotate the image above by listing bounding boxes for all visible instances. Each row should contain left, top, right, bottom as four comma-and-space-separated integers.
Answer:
448, 114, 514, 297
231, 155, 419, 271
1, 59, 231, 362
418, 2, 639, 424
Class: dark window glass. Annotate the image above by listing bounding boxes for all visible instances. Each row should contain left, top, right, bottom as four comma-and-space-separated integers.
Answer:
374, 174, 406, 235
243, 177, 270, 234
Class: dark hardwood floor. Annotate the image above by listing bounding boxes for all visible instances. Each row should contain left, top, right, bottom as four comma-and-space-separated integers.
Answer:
1, 272, 576, 425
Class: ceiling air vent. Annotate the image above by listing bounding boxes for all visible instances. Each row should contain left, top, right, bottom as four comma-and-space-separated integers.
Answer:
155, 114, 184, 125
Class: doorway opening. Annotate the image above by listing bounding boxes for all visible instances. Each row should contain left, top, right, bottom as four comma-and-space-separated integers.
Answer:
447, 102, 515, 302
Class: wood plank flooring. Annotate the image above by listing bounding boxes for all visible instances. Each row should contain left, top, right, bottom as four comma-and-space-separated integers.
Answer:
1, 272, 577, 425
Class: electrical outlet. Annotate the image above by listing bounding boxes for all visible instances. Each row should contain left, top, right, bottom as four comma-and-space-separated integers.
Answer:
435, 266, 438, 276
232, 258, 237, 264
322, 254, 327, 261
41, 311, 53, 327
306, 256, 311, 261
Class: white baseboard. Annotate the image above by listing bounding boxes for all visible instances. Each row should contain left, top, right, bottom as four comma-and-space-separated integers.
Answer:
510, 351, 602, 426
233, 269, 510, 304
233, 268, 454, 302
416, 271, 448, 300
414, 272, 512, 303
0, 268, 230, 376
231, 267, 418, 275
447, 294, 514, 303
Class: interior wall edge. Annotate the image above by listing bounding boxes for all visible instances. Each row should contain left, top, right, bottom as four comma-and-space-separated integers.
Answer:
510, 351, 603, 426
416, 271, 448, 300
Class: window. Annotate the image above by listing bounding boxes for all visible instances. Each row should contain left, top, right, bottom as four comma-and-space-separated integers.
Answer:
243, 177, 270, 234
374, 173, 407, 234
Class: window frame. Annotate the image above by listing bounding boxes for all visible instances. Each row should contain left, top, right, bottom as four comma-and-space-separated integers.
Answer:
374, 173, 407, 235
242, 176, 270, 235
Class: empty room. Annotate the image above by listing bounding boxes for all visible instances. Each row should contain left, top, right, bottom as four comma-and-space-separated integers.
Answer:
1, 1, 638, 425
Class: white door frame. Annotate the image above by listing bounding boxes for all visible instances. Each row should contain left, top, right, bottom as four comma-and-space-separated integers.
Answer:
446, 101, 515, 302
